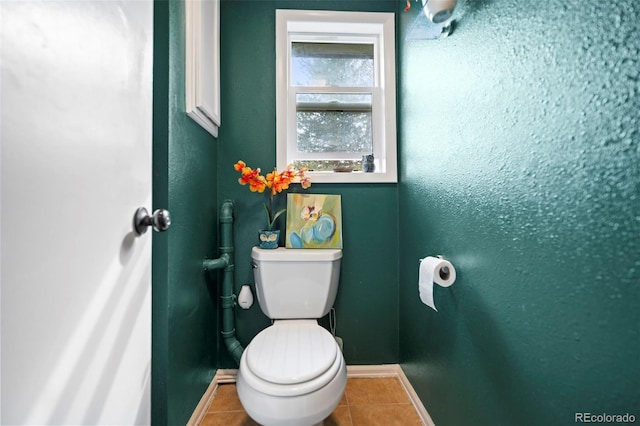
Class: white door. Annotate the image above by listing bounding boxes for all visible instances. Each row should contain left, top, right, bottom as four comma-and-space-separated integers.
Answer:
1, 1, 154, 424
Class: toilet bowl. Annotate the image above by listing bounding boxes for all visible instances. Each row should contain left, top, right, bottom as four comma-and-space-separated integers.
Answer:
236, 247, 346, 426
236, 320, 346, 426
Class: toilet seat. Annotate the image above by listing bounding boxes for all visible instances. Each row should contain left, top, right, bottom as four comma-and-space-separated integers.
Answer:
241, 320, 342, 397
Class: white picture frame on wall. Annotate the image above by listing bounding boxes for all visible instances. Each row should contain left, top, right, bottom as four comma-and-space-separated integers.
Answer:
185, 0, 220, 137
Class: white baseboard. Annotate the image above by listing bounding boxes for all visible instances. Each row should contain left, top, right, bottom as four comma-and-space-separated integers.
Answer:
188, 364, 434, 426
185, 369, 242, 426
346, 364, 435, 426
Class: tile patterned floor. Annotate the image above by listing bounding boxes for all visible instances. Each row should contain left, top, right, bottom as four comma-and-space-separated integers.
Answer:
199, 377, 423, 426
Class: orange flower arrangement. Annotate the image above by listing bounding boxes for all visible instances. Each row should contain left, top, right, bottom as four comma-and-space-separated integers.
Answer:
234, 161, 311, 230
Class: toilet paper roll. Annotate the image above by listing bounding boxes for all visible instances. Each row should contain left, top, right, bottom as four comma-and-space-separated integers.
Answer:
419, 256, 456, 311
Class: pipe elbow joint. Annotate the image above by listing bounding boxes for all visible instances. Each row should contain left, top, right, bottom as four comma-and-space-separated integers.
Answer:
202, 253, 230, 272
220, 200, 234, 222
225, 338, 244, 363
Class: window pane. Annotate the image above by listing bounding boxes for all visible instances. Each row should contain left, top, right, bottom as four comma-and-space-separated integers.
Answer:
296, 93, 372, 154
292, 42, 374, 87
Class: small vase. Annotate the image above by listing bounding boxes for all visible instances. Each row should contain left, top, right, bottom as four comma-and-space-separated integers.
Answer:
258, 229, 280, 249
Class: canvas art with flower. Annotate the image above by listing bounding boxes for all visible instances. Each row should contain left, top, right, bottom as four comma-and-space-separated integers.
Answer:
233, 160, 312, 232
286, 193, 343, 249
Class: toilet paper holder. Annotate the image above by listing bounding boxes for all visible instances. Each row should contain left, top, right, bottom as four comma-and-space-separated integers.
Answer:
419, 255, 452, 281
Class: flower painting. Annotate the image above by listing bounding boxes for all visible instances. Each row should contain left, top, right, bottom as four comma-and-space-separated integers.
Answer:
286, 194, 343, 249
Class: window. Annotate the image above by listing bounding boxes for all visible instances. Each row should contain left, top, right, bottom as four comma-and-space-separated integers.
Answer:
276, 10, 397, 183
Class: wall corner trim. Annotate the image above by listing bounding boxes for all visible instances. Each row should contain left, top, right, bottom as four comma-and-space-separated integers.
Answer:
185, 369, 236, 426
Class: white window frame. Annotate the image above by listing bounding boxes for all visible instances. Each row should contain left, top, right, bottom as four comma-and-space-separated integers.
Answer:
276, 9, 397, 183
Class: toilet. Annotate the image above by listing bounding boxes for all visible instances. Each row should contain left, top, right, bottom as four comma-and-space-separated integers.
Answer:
236, 247, 347, 426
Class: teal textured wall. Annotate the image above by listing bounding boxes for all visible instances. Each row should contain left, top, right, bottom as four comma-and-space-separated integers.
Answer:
398, 0, 640, 424
153, 1, 220, 424
217, 0, 399, 367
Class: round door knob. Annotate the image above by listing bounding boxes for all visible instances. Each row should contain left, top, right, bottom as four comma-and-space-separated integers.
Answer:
133, 207, 171, 235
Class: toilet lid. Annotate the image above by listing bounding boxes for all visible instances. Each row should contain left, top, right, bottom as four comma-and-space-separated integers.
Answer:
246, 321, 338, 385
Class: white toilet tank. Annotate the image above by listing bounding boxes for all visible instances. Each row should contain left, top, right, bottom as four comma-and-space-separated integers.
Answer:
251, 247, 342, 319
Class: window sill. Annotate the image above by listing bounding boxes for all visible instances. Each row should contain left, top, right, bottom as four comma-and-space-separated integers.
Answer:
305, 170, 397, 184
